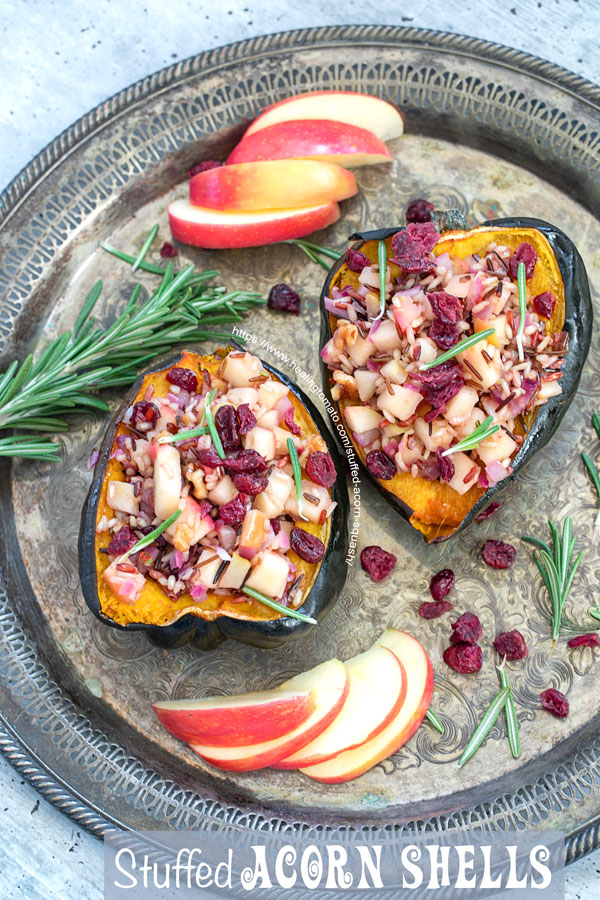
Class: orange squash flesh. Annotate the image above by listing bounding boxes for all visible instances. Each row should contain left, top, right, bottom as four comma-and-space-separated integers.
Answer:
95, 351, 331, 626
327, 226, 566, 541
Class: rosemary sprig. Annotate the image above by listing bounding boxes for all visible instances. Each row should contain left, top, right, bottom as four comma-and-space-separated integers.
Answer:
497, 664, 520, 759
458, 686, 510, 768
0, 228, 264, 461
158, 425, 210, 445
516, 261, 527, 362
131, 224, 159, 273
280, 239, 340, 271
241, 586, 317, 625
425, 708, 445, 734
593, 412, 600, 442
287, 437, 304, 521
582, 451, 600, 543
373, 239, 387, 322
117, 508, 182, 563
204, 389, 225, 459
522, 517, 583, 646
421, 328, 495, 370
441, 415, 500, 457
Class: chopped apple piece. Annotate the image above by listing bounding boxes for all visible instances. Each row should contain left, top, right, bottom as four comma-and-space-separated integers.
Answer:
243, 425, 276, 460
220, 352, 262, 388
285, 479, 331, 523
254, 469, 294, 518
103, 560, 145, 605
257, 380, 289, 410
190, 659, 349, 770
300, 630, 432, 783
446, 451, 480, 495
276, 645, 405, 769
354, 369, 380, 402
168, 497, 214, 552
369, 318, 403, 352
207, 475, 238, 506
153, 444, 182, 520
476, 429, 518, 466
153, 687, 317, 746
458, 341, 500, 391
343, 405, 383, 433
217, 552, 251, 591
194, 548, 223, 587
376, 384, 422, 421
225, 387, 259, 407
238, 509, 269, 560
244, 550, 290, 599
444, 386, 479, 425
107, 481, 139, 516
346, 335, 375, 368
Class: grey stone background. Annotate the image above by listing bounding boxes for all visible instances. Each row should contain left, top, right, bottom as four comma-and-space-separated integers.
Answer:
1, 1, 599, 897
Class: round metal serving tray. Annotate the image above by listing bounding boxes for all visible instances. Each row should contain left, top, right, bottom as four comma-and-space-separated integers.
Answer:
1, 25, 600, 861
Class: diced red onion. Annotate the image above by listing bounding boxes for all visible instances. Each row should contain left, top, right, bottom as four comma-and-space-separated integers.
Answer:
170, 550, 183, 570
190, 583, 208, 601
367, 317, 382, 339
485, 461, 509, 486
214, 546, 232, 563
324, 297, 352, 320
353, 428, 381, 447
214, 520, 237, 552
435, 252, 452, 271
87, 448, 100, 470
384, 440, 399, 456
475, 302, 493, 321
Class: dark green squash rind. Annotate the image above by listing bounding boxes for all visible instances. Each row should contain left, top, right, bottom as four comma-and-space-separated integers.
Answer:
320, 216, 593, 541
79, 349, 349, 649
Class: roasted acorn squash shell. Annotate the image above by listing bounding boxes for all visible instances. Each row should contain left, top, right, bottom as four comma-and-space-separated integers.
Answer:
319, 216, 592, 542
79, 349, 349, 650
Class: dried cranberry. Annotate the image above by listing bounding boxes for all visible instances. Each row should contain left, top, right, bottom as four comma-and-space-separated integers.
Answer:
410, 359, 464, 411
219, 493, 248, 526
436, 447, 455, 483
346, 248, 370, 272
166, 367, 198, 392
290, 527, 325, 563
443, 643, 483, 674
236, 403, 257, 435
130, 400, 159, 429
430, 568, 455, 601
107, 526, 138, 557
271, 519, 281, 534
391, 222, 439, 273
284, 407, 301, 436
159, 241, 178, 258
418, 599, 453, 619
450, 612, 483, 645
567, 633, 600, 649
540, 688, 569, 718
187, 160, 223, 177
428, 291, 463, 324
366, 449, 397, 480
493, 629, 529, 660
214, 404, 240, 451
224, 449, 268, 474
509, 242, 537, 279
268, 283, 301, 315
429, 318, 459, 350
306, 451, 337, 488
198, 448, 223, 468
232, 472, 268, 495
482, 539, 516, 569
475, 501, 501, 522
360, 545, 397, 582
533, 291, 557, 319
406, 198, 434, 224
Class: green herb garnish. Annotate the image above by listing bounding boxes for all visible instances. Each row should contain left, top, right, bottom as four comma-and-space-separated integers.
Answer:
375, 239, 387, 321
0, 228, 263, 461
425, 708, 445, 734
441, 415, 500, 457
131, 224, 159, 273
458, 686, 510, 768
582, 451, 600, 543
287, 437, 304, 521
204, 389, 225, 459
593, 412, 600, 442
280, 239, 340, 271
241, 586, 317, 625
497, 664, 520, 759
523, 517, 583, 646
421, 328, 495, 370
157, 425, 210, 445
516, 260, 527, 362
117, 508, 182, 563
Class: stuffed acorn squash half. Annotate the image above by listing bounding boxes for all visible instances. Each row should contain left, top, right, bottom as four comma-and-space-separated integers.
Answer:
79, 348, 349, 649
320, 213, 592, 542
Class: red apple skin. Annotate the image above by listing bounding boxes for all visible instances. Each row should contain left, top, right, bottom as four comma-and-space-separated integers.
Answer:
152, 690, 316, 747
168, 199, 340, 250
227, 119, 392, 168
189, 159, 357, 211
299, 631, 433, 784
189, 660, 350, 771
244, 91, 404, 143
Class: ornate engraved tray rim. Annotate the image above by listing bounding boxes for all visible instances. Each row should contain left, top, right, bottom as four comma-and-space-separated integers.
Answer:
2, 25, 600, 862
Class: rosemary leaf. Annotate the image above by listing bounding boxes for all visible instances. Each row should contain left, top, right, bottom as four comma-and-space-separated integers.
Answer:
118, 508, 182, 563
441, 415, 499, 456
242, 586, 317, 624
376, 239, 387, 321
458, 686, 510, 768
425, 708, 445, 734
422, 328, 495, 370
287, 437, 304, 521
497, 665, 521, 759
516, 261, 527, 362
523, 516, 582, 642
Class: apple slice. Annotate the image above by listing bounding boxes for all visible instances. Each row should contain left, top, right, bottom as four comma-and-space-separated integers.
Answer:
243, 91, 404, 143
189, 159, 357, 211
152, 688, 316, 747
189, 659, 349, 771
168, 198, 340, 249
227, 119, 392, 168
275, 645, 405, 769
300, 631, 433, 783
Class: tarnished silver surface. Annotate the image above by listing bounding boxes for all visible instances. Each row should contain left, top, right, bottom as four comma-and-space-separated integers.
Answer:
2, 26, 600, 854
